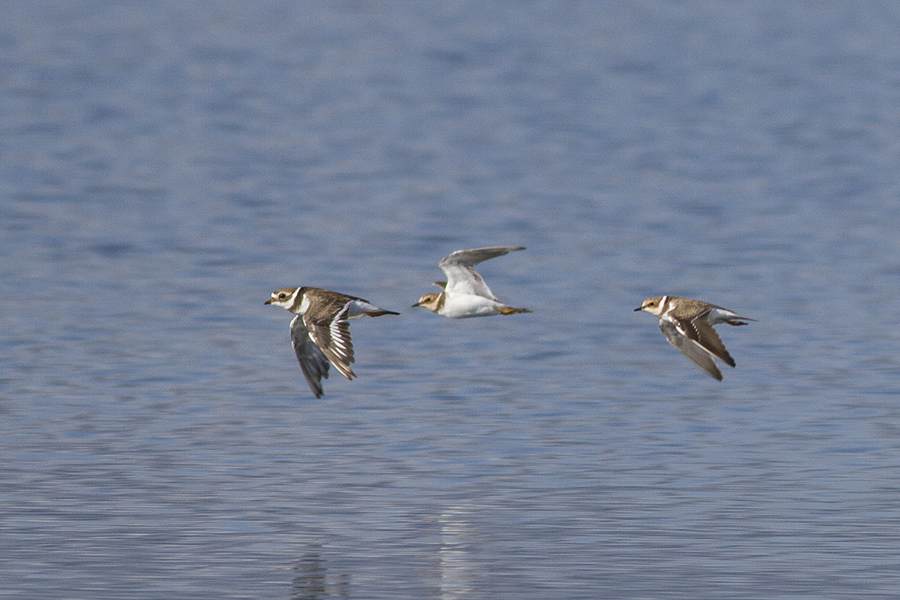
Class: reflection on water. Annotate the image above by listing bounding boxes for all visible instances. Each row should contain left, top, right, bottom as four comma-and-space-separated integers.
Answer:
4, 1, 900, 598
290, 507, 479, 600
438, 504, 476, 600
291, 548, 350, 600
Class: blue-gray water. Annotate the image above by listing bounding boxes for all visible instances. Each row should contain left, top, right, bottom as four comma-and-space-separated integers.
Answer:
3, 2, 900, 598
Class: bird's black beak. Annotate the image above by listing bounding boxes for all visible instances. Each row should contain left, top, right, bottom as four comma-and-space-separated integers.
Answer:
411, 301, 422, 308
264, 299, 272, 305
634, 307, 642, 312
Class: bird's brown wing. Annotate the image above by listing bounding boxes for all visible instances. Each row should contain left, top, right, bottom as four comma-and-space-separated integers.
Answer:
660, 320, 724, 380
290, 315, 331, 397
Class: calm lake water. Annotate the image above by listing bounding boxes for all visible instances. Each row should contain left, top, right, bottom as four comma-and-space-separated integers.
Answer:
3, 1, 900, 598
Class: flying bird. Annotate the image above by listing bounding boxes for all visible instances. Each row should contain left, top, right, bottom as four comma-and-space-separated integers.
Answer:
635, 295, 753, 380
413, 246, 532, 318
266, 286, 399, 397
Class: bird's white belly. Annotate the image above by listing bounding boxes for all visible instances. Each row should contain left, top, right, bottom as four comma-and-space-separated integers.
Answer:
441, 294, 499, 318
706, 308, 737, 325
346, 299, 380, 318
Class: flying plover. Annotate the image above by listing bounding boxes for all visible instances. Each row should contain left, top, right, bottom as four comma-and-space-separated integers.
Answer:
413, 246, 532, 318
635, 295, 754, 380
266, 287, 399, 397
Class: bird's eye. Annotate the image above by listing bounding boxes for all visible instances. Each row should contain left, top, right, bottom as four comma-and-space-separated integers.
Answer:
278, 293, 287, 299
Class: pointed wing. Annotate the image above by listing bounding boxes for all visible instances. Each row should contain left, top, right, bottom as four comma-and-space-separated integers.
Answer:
305, 302, 356, 381
290, 315, 331, 398
659, 320, 723, 381
678, 311, 736, 367
438, 246, 524, 298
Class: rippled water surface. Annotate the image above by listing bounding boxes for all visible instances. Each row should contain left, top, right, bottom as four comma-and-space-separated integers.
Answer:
3, 2, 900, 598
